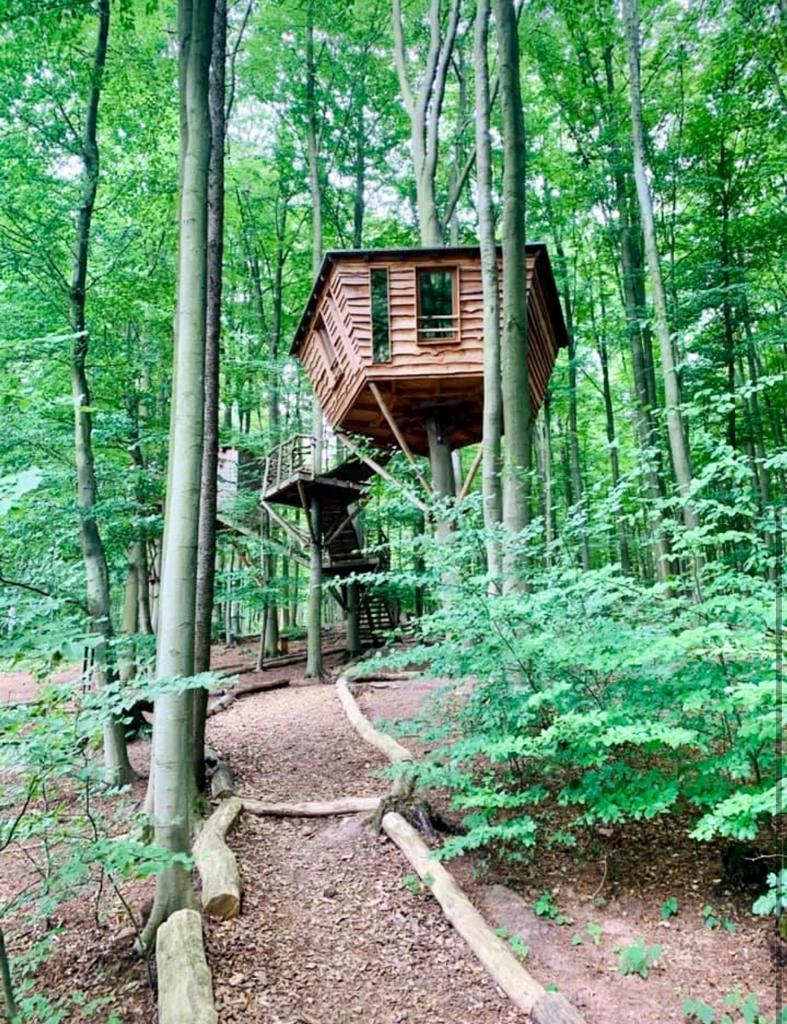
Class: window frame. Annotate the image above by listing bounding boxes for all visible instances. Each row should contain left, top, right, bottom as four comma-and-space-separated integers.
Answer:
369, 266, 392, 363
415, 265, 460, 345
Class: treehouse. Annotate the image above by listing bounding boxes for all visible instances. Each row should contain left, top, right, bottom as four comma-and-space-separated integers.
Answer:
291, 244, 568, 456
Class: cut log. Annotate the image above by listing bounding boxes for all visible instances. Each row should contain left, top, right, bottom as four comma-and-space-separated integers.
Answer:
382, 812, 585, 1023
336, 675, 413, 765
258, 645, 345, 670
347, 670, 419, 683
193, 797, 242, 920
241, 796, 381, 818
206, 677, 290, 718
156, 908, 218, 1024
206, 692, 236, 717
210, 759, 236, 799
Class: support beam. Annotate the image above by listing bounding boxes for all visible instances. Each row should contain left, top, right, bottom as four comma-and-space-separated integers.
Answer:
260, 500, 309, 550
325, 506, 359, 549
336, 432, 429, 513
458, 446, 483, 503
369, 382, 431, 497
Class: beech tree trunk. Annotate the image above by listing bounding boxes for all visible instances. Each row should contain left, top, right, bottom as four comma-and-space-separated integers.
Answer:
193, 0, 227, 793
69, 0, 133, 787
392, 0, 461, 525
142, 0, 215, 949
474, 0, 502, 581
591, 276, 632, 575
623, 0, 698, 536
494, 0, 530, 583
391, 0, 461, 244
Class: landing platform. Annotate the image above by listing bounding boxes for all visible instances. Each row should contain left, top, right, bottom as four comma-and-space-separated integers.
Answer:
261, 470, 367, 509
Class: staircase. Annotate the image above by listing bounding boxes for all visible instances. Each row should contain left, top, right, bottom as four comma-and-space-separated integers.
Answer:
260, 433, 399, 646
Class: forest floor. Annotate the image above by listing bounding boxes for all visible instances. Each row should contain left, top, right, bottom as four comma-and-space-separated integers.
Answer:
0, 642, 781, 1023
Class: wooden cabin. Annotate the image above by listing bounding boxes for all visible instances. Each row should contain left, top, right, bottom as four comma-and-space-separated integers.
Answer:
292, 245, 568, 455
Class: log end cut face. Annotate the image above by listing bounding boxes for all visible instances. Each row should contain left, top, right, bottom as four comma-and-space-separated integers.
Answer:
292, 244, 568, 455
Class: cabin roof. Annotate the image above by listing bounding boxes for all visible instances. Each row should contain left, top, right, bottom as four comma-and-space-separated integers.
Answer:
291, 243, 569, 354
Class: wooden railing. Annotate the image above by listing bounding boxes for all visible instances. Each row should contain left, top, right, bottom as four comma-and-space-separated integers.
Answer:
262, 434, 316, 495
262, 431, 352, 496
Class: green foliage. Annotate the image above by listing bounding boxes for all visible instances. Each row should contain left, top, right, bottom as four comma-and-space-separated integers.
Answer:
701, 905, 736, 933
402, 873, 422, 895
660, 897, 679, 920
585, 921, 603, 946
533, 890, 572, 926
752, 871, 787, 919
378, 510, 783, 870
509, 935, 530, 961
617, 939, 662, 979
684, 990, 787, 1024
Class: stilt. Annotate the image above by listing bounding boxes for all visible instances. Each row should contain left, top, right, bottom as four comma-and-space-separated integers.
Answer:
346, 580, 361, 658
304, 493, 322, 678
426, 413, 455, 543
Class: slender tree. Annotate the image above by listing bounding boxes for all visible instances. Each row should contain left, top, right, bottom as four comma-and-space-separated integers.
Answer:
193, 0, 227, 792
474, 0, 502, 579
69, 0, 133, 786
623, 0, 698, 534
142, 0, 215, 947
392, 0, 461, 246
494, 0, 530, 579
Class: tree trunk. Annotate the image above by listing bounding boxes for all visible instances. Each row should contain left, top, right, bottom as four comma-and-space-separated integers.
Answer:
623, 0, 698, 535
537, 393, 555, 566
601, 45, 668, 580
119, 548, 139, 685
474, 0, 502, 581
392, 0, 461, 246
306, 1, 322, 280
133, 539, 154, 634
69, 0, 133, 787
0, 926, 18, 1023
548, 219, 590, 570
494, 0, 530, 584
352, 86, 366, 249
193, 0, 227, 793
591, 277, 632, 575
142, 0, 215, 950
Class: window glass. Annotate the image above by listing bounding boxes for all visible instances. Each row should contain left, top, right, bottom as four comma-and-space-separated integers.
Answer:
417, 268, 455, 340
370, 268, 390, 362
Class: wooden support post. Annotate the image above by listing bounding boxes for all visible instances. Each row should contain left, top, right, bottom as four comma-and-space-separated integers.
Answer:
304, 492, 322, 678
346, 579, 361, 658
426, 413, 456, 546
336, 432, 429, 514
369, 382, 431, 497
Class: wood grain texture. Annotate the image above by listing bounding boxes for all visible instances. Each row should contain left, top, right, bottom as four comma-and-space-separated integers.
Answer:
297, 248, 564, 454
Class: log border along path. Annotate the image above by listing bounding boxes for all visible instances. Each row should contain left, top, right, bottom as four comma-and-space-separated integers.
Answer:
336, 673, 585, 1024
169, 666, 585, 1024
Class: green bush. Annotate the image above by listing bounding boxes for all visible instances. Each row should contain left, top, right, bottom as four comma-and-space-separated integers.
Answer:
379, 514, 782, 867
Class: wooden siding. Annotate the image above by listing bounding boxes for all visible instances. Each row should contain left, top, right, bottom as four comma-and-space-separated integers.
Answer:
298, 248, 562, 453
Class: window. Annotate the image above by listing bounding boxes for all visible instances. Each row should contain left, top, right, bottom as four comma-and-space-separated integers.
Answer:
315, 317, 342, 381
416, 267, 457, 342
370, 268, 390, 362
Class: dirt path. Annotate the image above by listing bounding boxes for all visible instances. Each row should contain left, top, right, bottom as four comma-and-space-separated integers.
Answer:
204, 666, 521, 1024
